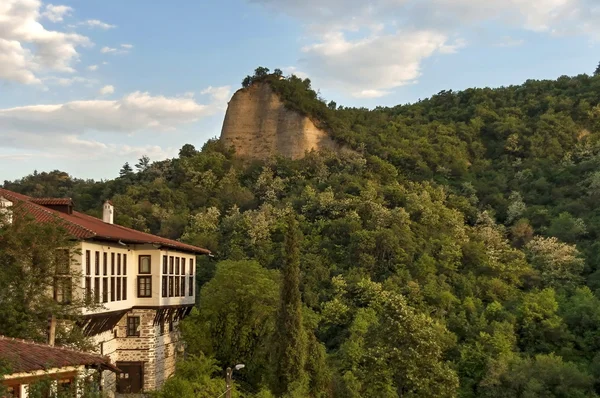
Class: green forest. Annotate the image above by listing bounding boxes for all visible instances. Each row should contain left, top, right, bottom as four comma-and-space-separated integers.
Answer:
5, 66, 600, 397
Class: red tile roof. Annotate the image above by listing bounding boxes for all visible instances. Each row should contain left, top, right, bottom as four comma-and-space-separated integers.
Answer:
30, 198, 73, 206
0, 189, 210, 255
0, 336, 119, 374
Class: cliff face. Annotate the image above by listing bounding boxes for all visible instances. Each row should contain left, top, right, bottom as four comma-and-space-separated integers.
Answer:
220, 82, 339, 159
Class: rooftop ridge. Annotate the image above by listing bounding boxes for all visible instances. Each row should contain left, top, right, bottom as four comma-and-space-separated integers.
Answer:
0, 335, 109, 362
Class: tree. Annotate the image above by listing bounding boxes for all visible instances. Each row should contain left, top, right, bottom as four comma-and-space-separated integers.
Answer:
254, 67, 270, 78
179, 144, 198, 158
135, 155, 150, 172
595, 62, 600, 76
0, 213, 94, 347
525, 236, 584, 288
242, 75, 253, 88
119, 162, 134, 178
181, 260, 280, 389
273, 68, 283, 77
272, 215, 307, 395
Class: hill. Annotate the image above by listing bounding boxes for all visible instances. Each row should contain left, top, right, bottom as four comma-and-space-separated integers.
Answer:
5, 68, 600, 397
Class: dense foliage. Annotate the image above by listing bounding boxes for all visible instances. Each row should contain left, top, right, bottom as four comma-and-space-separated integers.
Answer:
6, 68, 600, 397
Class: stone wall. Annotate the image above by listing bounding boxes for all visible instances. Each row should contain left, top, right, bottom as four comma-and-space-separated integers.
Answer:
220, 82, 340, 159
94, 309, 182, 394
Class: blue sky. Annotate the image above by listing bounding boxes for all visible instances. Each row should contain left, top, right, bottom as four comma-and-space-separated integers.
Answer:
1, 0, 599, 181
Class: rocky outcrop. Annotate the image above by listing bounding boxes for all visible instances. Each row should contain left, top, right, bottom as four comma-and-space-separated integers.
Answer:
220, 82, 340, 159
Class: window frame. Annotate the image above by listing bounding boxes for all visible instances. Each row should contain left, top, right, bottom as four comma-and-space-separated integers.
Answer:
126, 316, 140, 337
138, 255, 152, 274
137, 276, 152, 298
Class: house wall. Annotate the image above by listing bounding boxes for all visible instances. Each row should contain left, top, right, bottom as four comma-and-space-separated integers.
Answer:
70, 241, 194, 394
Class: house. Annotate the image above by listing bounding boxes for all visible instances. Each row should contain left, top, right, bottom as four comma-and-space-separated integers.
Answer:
0, 335, 119, 397
0, 189, 211, 395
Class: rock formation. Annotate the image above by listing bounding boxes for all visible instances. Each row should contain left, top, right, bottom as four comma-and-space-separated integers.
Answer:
220, 82, 339, 159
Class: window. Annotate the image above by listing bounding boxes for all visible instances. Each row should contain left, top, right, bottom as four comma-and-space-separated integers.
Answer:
162, 255, 168, 274
103, 253, 108, 275
85, 277, 92, 302
123, 277, 127, 300
123, 254, 127, 275
139, 255, 151, 274
174, 277, 180, 297
138, 276, 152, 297
189, 276, 194, 296
117, 278, 121, 301
86, 250, 91, 275
181, 258, 186, 274
54, 277, 72, 304
189, 259, 194, 275
117, 254, 121, 275
181, 277, 186, 297
95, 251, 100, 275
162, 276, 168, 298
111, 253, 115, 275
55, 249, 70, 274
168, 276, 173, 297
169, 256, 174, 274
111, 277, 115, 301
127, 316, 140, 337
175, 257, 180, 275
94, 277, 100, 303
102, 278, 108, 303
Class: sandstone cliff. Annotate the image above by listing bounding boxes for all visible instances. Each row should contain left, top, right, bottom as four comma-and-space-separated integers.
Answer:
220, 82, 339, 159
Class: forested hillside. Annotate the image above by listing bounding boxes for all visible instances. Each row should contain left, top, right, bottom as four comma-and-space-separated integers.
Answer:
6, 69, 600, 397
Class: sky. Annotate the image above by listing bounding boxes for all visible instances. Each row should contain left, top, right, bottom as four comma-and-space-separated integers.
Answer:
1, 0, 599, 181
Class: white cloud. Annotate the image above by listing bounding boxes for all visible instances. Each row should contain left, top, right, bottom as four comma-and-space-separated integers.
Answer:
0, 0, 91, 85
300, 30, 461, 97
200, 86, 232, 104
0, 88, 230, 165
101, 45, 131, 55
99, 85, 115, 95
79, 19, 116, 29
252, 0, 600, 96
41, 4, 73, 22
44, 76, 96, 87
87, 64, 98, 71
0, 88, 229, 145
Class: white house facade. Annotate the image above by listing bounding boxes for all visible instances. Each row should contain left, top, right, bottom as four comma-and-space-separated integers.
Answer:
0, 189, 210, 396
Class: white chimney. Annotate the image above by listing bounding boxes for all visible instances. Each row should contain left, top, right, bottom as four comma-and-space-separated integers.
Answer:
103, 200, 114, 224
0, 196, 13, 225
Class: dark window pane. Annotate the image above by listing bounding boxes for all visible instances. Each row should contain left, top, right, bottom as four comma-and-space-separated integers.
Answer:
127, 316, 140, 337
103, 253, 107, 275
175, 257, 180, 275
94, 277, 100, 303
162, 255, 168, 274
189, 259, 194, 275
162, 276, 167, 298
174, 277, 179, 297
123, 254, 127, 275
168, 276, 173, 297
169, 256, 174, 274
95, 251, 100, 275
111, 277, 115, 301
117, 254, 121, 275
102, 278, 108, 303
181, 277, 185, 297
111, 253, 115, 275
189, 276, 194, 296
86, 250, 91, 275
123, 277, 127, 300
117, 278, 121, 301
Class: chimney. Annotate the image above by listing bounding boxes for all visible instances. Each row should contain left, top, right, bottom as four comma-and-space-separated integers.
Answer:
103, 200, 114, 224
0, 196, 13, 225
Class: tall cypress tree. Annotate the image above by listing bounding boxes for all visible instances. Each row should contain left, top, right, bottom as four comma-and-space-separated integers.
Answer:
272, 215, 307, 395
